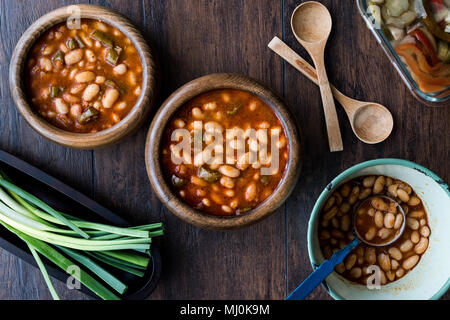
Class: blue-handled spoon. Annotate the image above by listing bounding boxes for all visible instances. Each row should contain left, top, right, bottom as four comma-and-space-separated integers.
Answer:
286, 195, 406, 300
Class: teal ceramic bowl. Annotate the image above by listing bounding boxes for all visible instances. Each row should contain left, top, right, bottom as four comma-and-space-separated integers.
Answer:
308, 159, 450, 300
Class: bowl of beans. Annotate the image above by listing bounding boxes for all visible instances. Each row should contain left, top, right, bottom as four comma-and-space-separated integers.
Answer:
146, 73, 302, 230
308, 159, 450, 299
9, 4, 158, 149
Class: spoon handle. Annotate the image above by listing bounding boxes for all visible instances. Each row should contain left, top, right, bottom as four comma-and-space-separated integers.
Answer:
286, 237, 360, 300
313, 51, 343, 152
269, 37, 343, 152
268, 37, 356, 118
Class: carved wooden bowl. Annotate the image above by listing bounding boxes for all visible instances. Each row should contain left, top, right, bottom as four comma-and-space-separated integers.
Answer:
145, 73, 303, 230
9, 4, 158, 149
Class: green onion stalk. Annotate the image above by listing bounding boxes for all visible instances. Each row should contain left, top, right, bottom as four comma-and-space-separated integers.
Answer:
0, 171, 163, 300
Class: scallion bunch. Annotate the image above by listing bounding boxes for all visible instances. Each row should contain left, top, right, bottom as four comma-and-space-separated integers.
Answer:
0, 170, 163, 300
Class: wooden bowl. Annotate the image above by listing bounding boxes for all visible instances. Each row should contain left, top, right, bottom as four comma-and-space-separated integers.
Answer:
9, 4, 158, 149
145, 73, 303, 230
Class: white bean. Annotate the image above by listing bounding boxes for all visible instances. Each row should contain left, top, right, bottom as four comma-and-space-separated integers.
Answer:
406, 217, 419, 230
220, 176, 235, 189
414, 237, 428, 254
420, 226, 430, 238
394, 213, 403, 229
397, 189, 410, 202
375, 210, 384, 228
411, 230, 420, 243
64, 49, 83, 65
384, 213, 395, 229
402, 255, 419, 270
54, 98, 68, 114
378, 253, 391, 272
244, 182, 257, 202
75, 71, 96, 83
400, 239, 413, 252
39, 57, 52, 72
113, 63, 128, 75
218, 165, 240, 178
365, 227, 376, 241
85, 49, 96, 62
102, 88, 120, 108
388, 247, 402, 261
82, 84, 100, 102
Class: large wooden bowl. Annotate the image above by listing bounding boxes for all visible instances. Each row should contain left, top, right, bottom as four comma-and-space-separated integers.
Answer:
145, 73, 303, 230
9, 4, 158, 149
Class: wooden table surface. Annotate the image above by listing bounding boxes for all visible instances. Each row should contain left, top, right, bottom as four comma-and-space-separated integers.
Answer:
0, 0, 448, 300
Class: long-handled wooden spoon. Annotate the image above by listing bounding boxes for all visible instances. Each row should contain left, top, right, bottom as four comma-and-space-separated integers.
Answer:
269, 36, 394, 144
291, 1, 343, 152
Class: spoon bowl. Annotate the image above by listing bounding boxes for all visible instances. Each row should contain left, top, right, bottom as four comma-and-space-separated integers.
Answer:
291, 1, 332, 43
290, 2, 343, 152
351, 103, 394, 144
353, 195, 406, 247
268, 37, 394, 145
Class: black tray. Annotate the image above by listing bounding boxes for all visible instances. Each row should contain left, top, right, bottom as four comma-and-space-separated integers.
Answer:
0, 149, 161, 300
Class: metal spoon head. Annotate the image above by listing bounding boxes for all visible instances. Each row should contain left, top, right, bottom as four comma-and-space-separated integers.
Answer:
352, 195, 406, 247
351, 103, 394, 144
291, 1, 332, 44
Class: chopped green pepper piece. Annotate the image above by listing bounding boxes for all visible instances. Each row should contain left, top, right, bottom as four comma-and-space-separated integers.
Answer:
114, 46, 123, 55
260, 176, 270, 185
197, 167, 221, 183
227, 104, 241, 115
106, 48, 120, 65
78, 107, 100, 124
52, 50, 64, 62
66, 38, 78, 50
171, 175, 187, 187
74, 36, 85, 48
90, 30, 114, 48
104, 79, 118, 88
50, 86, 63, 98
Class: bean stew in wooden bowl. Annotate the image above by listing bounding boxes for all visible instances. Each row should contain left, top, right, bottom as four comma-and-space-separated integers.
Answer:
10, 5, 158, 149
160, 89, 289, 216
146, 74, 302, 230
26, 19, 143, 133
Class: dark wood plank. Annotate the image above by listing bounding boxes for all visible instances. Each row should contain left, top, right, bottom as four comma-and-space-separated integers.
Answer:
0, 0, 91, 300
283, 0, 450, 300
86, 0, 286, 300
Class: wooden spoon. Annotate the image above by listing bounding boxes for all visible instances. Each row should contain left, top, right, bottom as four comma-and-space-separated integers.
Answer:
291, 1, 343, 152
269, 37, 394, 144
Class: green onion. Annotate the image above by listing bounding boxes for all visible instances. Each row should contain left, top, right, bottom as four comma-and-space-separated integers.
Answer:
101, 250, 149, 269
0, 178, 89, 238
57, 246, 128, 294
87, 252, 146, 277
27, 244, 60, 300
0, 221, 120, 300
0, 171, 164, 300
